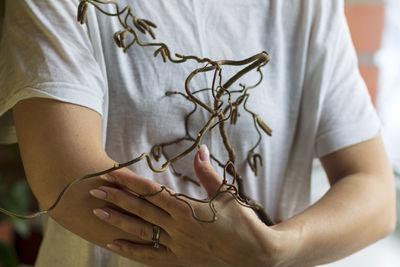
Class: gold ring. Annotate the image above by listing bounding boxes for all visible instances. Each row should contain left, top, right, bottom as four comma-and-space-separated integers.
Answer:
151, 225, 161, 248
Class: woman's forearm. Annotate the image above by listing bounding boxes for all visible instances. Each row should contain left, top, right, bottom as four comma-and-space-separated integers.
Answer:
272, 171, 396, 267
13, 98, 142, 256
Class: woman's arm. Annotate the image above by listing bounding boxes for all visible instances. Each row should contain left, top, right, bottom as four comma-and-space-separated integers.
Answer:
12, 97, 283, 266
12, 98, 146, 252
91, 136, 396, 266
272, 136, 397, 266
27, 96, 394, 265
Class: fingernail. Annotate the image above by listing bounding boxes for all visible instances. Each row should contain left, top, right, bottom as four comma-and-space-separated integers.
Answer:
93, 209, 110, 220
107, 243, 121, 251
199, 144, 210, 162
89, 189, 107, 199
100, 174, 115, 183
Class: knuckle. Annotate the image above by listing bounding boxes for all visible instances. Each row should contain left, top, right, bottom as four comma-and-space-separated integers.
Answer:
109, 214, 124, 228
146, 184, 163, 196
117, 177, 130, 189
171, 206, 192, 222
104, 188, 116, 202
162, 197, 174, 211
135, 205, 147, 218
107, 189, 120, 204
110, 215, 136, 236
179, 204, 194, 219
139, 224, 151, 241
120, 220, 136, 234
102, 187, 117, 201
200, 164, 213, 175
114, 191, 129, 207
158, 192, 185, 214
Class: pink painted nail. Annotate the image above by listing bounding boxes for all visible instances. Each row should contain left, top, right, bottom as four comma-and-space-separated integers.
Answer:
107, 243, 121, 251
93, 209, 110, 220
199, 144, 210, 162
89, 189, 107, 199
100, 174, 115, 183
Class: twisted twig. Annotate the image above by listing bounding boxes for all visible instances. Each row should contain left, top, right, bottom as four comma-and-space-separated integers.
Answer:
0, 0, 275, 226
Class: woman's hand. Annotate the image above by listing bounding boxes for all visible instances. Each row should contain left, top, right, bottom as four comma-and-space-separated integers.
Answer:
89, 145, 289, 266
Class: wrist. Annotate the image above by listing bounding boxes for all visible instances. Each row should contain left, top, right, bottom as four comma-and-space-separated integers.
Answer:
269, 221, 303, 267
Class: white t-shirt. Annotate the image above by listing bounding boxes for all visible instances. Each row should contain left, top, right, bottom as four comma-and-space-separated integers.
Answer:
0, 1, 380, 266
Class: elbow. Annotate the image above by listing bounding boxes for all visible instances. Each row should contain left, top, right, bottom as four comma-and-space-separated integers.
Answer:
380, 184, 397, 239
388, 216, 397, 237
385, 200, 397, 238
382, 210, 396, 240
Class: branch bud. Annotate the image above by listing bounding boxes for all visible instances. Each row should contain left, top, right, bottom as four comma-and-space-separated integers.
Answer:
77, 1, 88, 24
255, 115, 272, 136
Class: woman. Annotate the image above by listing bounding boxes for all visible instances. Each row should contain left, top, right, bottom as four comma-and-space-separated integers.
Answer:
0, 0, 395, 266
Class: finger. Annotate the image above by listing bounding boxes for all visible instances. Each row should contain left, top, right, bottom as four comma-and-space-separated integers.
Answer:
90, 186, 171, 228
107, 239, 177, 266
93, 207, 172, 246
100, 169, 188, 213
193, 145, 223, 197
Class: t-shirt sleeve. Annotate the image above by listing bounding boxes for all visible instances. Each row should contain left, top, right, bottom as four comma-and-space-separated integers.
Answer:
312, 1, 381, 158
0, 0, 106, 144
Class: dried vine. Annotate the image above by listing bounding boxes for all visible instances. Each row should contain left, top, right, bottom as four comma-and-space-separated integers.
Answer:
0, 0, 275, 226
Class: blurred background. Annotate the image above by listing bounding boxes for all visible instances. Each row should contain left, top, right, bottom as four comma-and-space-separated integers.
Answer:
0, 0, 399, 266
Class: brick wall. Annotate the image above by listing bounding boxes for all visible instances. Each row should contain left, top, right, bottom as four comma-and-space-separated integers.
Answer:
345, 0, 385, 105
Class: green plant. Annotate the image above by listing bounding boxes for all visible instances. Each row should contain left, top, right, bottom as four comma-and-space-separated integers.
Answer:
0, 240, 18, 267
0, 144, 35, 238
0, 177, 33, 238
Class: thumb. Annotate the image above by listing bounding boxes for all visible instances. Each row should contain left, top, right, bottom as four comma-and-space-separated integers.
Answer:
194, 145, 222, 197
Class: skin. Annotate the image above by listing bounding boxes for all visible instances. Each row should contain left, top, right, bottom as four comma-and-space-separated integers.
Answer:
13, 98, 396, 266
